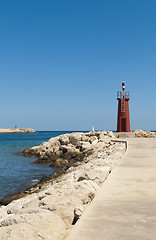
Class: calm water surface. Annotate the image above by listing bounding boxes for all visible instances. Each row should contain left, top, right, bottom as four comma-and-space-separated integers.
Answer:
0, 131, 72, 199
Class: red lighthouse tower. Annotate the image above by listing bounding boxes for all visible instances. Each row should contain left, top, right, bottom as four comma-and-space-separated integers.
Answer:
117, 81, 131, 132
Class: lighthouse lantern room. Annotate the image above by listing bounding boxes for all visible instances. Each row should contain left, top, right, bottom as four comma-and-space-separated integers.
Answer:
117, 81, 131, 132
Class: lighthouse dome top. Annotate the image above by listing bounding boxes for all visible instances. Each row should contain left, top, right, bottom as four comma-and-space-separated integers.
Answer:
117, 81, 130, 99
122, 81, 125, 89
122, 81, 126, 91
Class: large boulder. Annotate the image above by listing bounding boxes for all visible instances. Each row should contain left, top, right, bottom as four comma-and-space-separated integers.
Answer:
0, 210, 67, 240
69, 133, 82, 145
58, 134, 70, 145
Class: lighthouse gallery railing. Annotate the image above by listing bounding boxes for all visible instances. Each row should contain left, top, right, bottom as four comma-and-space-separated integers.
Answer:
117, 91, 130, 99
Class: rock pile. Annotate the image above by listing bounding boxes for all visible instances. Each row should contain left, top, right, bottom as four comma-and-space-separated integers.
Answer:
20, 131, 115, 167
134, 129, 156, 138
0, 131, 126, 240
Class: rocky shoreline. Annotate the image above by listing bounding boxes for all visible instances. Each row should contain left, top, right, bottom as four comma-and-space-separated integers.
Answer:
0, 131, 126, 240
0, 128, 36, 133
0, 129, 155, 240
20, 130, 117, 168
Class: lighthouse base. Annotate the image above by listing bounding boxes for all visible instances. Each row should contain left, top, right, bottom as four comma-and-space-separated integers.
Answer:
117, 118, 131, 132
117, 98, 131, 132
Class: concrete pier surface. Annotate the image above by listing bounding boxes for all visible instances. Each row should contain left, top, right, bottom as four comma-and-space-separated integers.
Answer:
67, 138, 156, 240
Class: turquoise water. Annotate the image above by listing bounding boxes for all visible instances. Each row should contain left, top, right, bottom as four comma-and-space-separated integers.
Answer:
0, 131, 72, 199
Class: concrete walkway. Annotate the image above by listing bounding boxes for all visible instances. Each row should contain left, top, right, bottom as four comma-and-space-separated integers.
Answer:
67, 138, 156, 240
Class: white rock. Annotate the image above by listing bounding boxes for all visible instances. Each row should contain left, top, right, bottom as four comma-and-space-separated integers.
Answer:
69, 133, 82, 145
59, 134, 70, 145
0, 211, 67, 240
92, 139, 98, 145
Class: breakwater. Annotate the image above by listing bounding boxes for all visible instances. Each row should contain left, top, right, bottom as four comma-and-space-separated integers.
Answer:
0, 131, 126, 240
0, 128, 36, 133
1, 130, 155, 240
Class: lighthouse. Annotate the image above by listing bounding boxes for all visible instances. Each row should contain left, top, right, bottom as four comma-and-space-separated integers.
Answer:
117, 81, 131, 132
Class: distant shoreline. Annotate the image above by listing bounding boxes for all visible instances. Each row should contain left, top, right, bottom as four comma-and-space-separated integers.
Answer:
0, 128, 36, 133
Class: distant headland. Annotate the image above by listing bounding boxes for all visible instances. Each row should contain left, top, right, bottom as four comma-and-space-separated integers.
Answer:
0, 128, 36, 133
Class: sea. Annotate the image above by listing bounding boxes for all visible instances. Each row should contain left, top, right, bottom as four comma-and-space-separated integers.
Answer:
0, 131, 73, 199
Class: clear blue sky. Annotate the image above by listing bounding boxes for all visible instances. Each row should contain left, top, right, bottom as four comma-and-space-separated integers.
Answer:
0, 0, 156, 131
